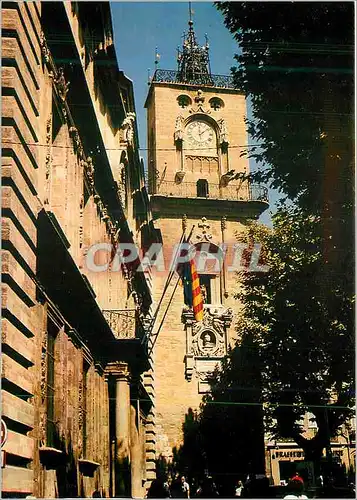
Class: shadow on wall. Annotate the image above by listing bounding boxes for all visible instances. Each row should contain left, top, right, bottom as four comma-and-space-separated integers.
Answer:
167, 341, 266, 496
46, 428, 78, 498
115, 455, 131, 498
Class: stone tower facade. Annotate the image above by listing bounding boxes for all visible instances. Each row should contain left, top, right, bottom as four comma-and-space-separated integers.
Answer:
145, 19, 269, 461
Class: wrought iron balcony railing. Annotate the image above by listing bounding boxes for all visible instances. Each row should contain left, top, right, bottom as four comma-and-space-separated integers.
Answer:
153, 180, 269, 203
103, 309, 145, 340
151, 69, 235, 89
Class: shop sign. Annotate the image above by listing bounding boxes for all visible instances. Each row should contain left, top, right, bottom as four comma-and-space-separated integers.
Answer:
274, 450, 304, 459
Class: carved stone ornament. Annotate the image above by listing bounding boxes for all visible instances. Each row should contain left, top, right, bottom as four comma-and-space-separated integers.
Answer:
79, 196, 84, 248
196, 217, 212, 242
85, 156, 95, 187
182, 306, 232, 382
40, 335, 48, 404
117, 162, 127, 208
182, 214, 188, 233
174, 115, 185, 143
101, 207, 109, 222
105, 361, 131, 381
40, 333, 48, 445
44, 117, 52, 205
122, 112, 136, 146
188, 306, 233, 356
40, 31, 50, 63
184, 354, 195, 381
195, 89, 205, 104
197, 370, 215, 382
45, 119, 52, 175
78, 375, 83, 454
192, 327, 225, 358
69, 126, 84, 159
53, 67, 70, 101
217, 118, 229, 145
189, 89, 211, 114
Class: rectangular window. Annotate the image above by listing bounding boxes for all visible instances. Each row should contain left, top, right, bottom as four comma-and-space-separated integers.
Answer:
199, 274, 220, 305
199, 274, 213, 304
197, 179, 209, 198
46, 319, 58, 447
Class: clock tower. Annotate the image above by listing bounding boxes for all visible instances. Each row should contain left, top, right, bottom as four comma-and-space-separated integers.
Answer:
144, 16, 268, 466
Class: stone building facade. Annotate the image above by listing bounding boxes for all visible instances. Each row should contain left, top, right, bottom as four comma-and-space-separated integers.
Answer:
2, 2, 156, 497
144, 19, 268, 460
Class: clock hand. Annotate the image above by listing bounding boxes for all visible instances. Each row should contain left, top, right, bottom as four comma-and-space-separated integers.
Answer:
199, 127, 208, 138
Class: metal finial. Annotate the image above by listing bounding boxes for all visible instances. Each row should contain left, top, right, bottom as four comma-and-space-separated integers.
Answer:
189, 1, 193, 22
154, 47, 160, 66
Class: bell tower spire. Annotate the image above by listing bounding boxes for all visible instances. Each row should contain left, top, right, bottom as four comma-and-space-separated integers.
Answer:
177, 3, 212, 85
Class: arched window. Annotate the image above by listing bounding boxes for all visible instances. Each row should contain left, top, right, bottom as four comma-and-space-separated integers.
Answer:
209, 97, 224, 111
177, 94, 192, 108
197, 179, 209, 198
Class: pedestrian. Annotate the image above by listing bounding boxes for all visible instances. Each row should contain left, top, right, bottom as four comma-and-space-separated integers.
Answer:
283, 479, 308, 499
163, 479, 171, 497
290, 472, 304, 484
171, 474, 190, 498
180, 476, 190, 498
147, 478, 171, 498
196, 476, 218, 498
235, 480, 244, 497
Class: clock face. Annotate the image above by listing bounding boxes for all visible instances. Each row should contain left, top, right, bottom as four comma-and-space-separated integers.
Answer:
186, 120, 215, 149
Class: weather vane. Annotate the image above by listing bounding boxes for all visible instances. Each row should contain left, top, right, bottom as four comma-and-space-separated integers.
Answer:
189, 1, 193, 22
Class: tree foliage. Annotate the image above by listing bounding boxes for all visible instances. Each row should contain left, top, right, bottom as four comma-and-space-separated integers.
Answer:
216, 2, 354, 211
236, 207, 354, 461
172, 4, 355, 480
210, 2, 355, 463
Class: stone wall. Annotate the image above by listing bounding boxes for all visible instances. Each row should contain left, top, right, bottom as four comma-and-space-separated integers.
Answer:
145, 80, 268, 464
2, 3, 44, 495
2, 2, 153, 497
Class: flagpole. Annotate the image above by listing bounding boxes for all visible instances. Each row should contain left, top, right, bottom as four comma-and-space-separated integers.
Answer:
142, 228, 187, 345
147, 275, 181, 358
147, 225, 195, 355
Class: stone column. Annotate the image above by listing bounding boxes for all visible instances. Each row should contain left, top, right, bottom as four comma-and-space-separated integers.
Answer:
130, 402, 144, 498
106, 362, 131, 497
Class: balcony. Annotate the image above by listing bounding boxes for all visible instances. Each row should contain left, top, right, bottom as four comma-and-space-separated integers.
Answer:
153, 180, 269, 203
151, 69, 235, 89
102, 309, 146, 341
102, 309, 151, 374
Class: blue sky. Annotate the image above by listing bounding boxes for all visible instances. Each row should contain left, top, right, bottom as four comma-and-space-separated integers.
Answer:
111, 2, 278, 224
